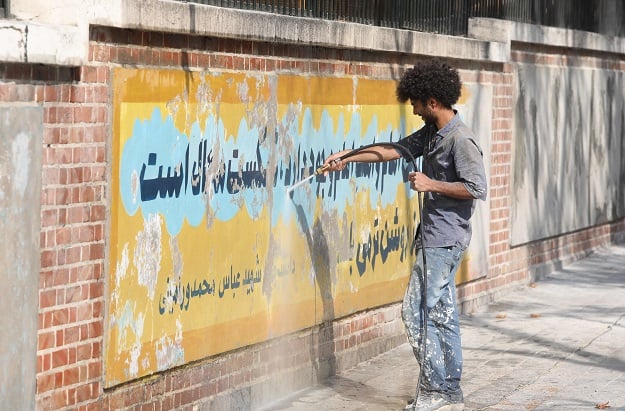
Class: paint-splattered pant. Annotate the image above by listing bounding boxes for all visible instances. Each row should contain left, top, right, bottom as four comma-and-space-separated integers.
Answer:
401, 246, 464, 397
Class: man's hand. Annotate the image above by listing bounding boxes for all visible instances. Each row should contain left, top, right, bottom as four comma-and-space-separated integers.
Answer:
409, 172, 433, 192
409, 172, 476, 199
322, 150, 351, 175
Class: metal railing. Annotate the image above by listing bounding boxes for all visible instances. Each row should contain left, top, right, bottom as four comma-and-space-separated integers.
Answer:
181, 0, 621, 37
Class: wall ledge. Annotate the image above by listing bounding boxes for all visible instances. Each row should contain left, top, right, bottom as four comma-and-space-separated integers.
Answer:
5, 0, 509, 66
109, 1, 508, 63
0, 20, 86, 66
469, 17, 625, 55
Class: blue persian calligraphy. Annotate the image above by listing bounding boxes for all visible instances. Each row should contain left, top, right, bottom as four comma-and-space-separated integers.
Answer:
120, 107, 416, 236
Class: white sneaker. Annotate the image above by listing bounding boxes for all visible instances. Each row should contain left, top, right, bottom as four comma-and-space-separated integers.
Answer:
406, 391, 464, 411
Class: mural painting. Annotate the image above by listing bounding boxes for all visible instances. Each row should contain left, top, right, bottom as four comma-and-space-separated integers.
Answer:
107, 68, 490, 386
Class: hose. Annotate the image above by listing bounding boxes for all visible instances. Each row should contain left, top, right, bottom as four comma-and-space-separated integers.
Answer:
319, 142, 428, 401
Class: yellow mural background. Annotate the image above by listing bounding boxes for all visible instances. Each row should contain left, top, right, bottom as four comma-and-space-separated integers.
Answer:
107, 68, 458, 386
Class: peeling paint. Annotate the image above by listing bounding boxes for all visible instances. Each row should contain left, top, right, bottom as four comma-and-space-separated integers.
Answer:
112, 243, 130, 307
127, 341, 142, 378
169, 236, 183, 279
134, 213, 162, 300
130, 170, 139, 203
109, 68, 459, 385
155, 319, 184, 371
112, 301, 144, 353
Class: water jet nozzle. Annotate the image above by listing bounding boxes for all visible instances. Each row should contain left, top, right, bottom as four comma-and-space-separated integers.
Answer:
286, 165, 329, 195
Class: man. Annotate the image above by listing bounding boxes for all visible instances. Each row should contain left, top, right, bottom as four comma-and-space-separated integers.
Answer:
322, 60, 487, 411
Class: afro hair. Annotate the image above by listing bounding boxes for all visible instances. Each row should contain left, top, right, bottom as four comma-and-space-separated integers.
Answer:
396, 60, 462, 109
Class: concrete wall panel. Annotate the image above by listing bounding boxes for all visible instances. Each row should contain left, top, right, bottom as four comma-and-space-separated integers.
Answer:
0, 106, 42, 411
512, 64, 625, 245
457, 82, 492, 283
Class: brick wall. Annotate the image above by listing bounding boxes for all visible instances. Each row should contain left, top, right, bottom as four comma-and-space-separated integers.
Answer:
24, 64, 108, 409
455, 65, 524, 312
456, 41, 625, 311
0, 22, 623, 410
509, 41, 625, 272
25, 26, 413, 410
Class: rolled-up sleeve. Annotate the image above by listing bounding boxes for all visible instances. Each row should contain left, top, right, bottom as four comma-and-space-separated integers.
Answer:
455, 137, 487, 201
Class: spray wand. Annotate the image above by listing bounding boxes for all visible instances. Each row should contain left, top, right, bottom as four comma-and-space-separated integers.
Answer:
286, 142, 429, 400
285, 164, 332, 194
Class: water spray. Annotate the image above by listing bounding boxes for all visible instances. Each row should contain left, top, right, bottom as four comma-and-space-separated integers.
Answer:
287, 142, 429, 403
285, 165, 330, 194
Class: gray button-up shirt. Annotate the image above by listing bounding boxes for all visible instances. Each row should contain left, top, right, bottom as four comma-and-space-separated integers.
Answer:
397, 113, 487, 249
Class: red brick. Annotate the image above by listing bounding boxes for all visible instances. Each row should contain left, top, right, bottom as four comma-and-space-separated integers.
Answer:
64, 367, 80, 386
40, 250, 56, 269
76, 382, 93, 403
90, 85, 109, 103
52, 349, 69, 368
39, 289, 57, 310
55, 227, 71, 245
70, 85, 86, 103
89, 205, 106, 222
41, 353, 52, 372
38, 330, 56, 351
37, 372, 56, 394
90, 243, 105, 260
80, 66, 98, 83
74, 106, 94, 123
86, 320, 103, 339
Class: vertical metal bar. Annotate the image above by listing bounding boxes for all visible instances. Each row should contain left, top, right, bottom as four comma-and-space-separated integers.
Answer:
172, 0, 604, 37
445, 0, 450, 34
404, 0, 409, 29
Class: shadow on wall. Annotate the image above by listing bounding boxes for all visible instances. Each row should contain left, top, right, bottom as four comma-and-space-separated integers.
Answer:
511, 65, 625, 246
294, 203, 337, 378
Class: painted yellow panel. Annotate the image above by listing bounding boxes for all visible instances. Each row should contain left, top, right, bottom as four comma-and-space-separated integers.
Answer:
107, 67, 481, 387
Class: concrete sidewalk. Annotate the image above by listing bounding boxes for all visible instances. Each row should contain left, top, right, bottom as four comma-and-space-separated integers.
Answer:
264, 244, 625, 411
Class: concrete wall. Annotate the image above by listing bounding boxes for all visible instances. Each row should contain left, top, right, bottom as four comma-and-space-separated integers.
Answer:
0, 107, 42, 411
0, 1, 624, 410
512, 64, 625, 245
470, 18, 625, 248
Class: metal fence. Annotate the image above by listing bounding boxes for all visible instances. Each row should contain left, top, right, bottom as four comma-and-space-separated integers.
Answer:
181, 0, 619, 36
